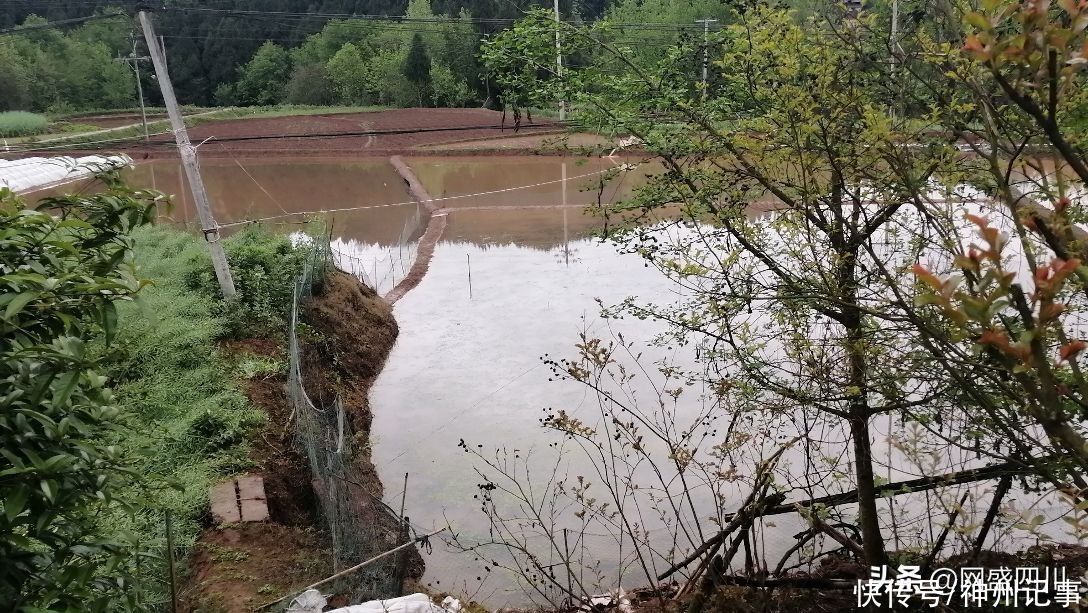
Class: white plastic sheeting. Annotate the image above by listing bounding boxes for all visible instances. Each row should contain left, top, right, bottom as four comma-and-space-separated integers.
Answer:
286, 591, 463, 613
0, 154, 132, 193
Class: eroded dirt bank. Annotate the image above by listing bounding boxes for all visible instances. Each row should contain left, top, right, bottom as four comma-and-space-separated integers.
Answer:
182, 270, 418, 610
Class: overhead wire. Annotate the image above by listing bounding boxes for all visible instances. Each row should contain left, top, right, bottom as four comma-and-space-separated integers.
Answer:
0, 3, 717, 32
163, 6, 711, 31
0, 10, 126, 35
2, 120, 566, 154
218, 165, 623, 228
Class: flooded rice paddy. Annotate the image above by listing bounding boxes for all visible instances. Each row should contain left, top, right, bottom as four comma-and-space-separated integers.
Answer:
40, 155, 1075, 606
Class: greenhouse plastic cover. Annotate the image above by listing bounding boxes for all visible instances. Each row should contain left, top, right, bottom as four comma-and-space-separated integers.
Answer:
0, 154, 132, 193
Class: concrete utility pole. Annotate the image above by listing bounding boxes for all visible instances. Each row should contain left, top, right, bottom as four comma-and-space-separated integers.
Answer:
137, 9, 236, 298
694, 18, 718, 101
115, 33, 151, 141
890, 0, 901, 119
554, 0, 565, 120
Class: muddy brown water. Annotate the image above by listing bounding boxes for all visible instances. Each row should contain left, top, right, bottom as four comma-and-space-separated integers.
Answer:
26, 158, 424, 246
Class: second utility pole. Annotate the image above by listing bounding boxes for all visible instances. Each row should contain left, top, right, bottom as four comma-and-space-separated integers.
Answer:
553, 0, 565, 120
115, 33, 151, 141
694, 18, 717, 101
137, 9, 236, 298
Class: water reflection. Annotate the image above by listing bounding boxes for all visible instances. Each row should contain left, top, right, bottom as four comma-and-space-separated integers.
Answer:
366, 180, 1076, 607
27, 158, 424, 247
26, 154, 1068, 606
369, 238, 687, 604
409, 156, 651, 210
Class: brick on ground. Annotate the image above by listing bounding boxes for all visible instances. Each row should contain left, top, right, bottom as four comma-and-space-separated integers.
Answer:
237, 475, 270, 522
210, 481, 241, 524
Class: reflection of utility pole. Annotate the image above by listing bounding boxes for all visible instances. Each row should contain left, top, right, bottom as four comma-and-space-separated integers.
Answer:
115, 33, 151, 141
554, 0, 565, 120
694, 18, 718, 101
561, 161, 568, 266
138, 9, 237, 298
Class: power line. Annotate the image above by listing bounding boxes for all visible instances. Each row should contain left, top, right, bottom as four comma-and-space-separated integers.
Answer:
2, 120, 563, 154
218, 165, 620, 229
162, 6, 709, 31
0, 11, 125, 35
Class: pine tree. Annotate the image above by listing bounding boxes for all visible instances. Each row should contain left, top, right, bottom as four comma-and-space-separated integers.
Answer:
403, 33, 431, 106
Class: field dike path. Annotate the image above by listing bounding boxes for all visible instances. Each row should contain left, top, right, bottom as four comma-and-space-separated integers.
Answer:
384, 156, 447, 305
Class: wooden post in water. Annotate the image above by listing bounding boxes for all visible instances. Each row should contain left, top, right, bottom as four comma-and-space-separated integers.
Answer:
467, 254, 473, 299
394, 473, 409, 595
562, 161, 569, 266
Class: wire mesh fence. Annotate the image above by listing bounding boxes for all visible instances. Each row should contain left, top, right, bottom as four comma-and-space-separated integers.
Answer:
331, 204, 425, 295
287, 234, 407, 603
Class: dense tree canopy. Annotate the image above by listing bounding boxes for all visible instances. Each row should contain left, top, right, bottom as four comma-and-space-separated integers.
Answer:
0, 0, 600, 107
0, 16, 133, 112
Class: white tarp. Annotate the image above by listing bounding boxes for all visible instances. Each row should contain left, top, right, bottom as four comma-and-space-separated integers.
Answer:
287, 591, 462, 613
0, 154, 132, 193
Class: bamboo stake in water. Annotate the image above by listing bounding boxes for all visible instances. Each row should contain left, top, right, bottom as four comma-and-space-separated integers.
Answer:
399, 472, 408, 522
467, 254, 473, 299
562, 162, 569, 266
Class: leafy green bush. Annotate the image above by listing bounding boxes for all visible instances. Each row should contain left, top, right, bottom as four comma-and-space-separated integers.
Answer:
1, 180, 294, 608
0, 176, 156, 610
184, 226, 307, 339
0, 110, 48, 137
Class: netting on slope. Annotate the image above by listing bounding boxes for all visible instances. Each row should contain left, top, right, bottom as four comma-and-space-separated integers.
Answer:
331, 203, 425, 296
287, 237, 406, 602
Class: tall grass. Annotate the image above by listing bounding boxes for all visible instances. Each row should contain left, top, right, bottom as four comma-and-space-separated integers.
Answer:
184, 225, 308, 338
99, 223, 309, 602
0, 111, 48, 137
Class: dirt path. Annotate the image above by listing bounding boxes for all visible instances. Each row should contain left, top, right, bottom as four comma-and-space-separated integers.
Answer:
385, 156, 446, 305
34, 108, 226, 144
106, 108, 562, 158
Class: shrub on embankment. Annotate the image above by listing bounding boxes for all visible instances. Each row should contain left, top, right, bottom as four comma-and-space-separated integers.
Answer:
184, 225, 307, 339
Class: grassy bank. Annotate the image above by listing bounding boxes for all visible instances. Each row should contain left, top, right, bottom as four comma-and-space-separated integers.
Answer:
100, 224, 307, 603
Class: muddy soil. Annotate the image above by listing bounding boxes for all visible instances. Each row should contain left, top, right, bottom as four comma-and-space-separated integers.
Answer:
300, 271, 425, 577
182, 270, 413, 611
114, 109, 561, 158
181, 523, 332, 612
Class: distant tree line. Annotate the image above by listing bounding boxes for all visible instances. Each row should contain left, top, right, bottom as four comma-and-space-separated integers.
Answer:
218, 0, 482, 108
0, 15, 134, 113
0, 0, 737, 111
0, 0, 611, 110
